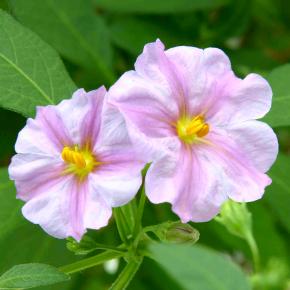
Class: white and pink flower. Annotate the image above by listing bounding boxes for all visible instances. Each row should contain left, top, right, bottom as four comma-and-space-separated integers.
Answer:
9, 87, 144, 240
108, 40, 278, 223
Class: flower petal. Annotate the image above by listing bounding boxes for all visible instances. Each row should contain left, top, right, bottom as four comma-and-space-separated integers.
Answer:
165, 46, 232, 113
9, 153, 63, 201
15, 106, 72, 155
56, 88, 95, 146
207, 131, 272, 202
83, 189, 112, 231
146, 147, 228, 222
79, 87, 106, 148
209, 73, 272, 126
108, 70, 177, 139
227, 120, 278, 172
90, 169, 142, 207
21, 175, 112, 241
21, 176, 82, 240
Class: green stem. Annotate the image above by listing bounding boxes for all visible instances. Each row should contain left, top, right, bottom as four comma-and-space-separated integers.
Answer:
109, 257, 143, 290
245, 232, 260, 272
92, 243, 126, 253
133, 186, 146, 238
59, 250, 124, 275
121, 199, 137, 233
114, 208, 132, 245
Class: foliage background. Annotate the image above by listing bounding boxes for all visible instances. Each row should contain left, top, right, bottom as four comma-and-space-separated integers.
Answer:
0, 0, 289, 289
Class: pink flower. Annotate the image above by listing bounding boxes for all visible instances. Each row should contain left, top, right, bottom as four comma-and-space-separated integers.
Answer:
108, 40, 278, 223
9, 87, 144, 240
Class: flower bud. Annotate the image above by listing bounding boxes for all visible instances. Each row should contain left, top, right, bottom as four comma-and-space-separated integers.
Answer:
215, 200, 252, 240
152, 221, 199, 245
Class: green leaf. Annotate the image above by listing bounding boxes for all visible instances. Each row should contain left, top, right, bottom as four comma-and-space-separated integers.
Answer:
10, 0, 114, 84
265, 154, 290, 233
263, 64, 290, 127
109, 17, 189, 56
0, 263, 69, 289
0, 168, 23, 240
94, 0, 229, 14
0, 9, 76, 117
149, 244, 251, 290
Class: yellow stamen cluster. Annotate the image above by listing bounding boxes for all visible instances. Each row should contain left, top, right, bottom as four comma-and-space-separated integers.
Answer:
61, 146, 99, 180
176, 115, 210, 144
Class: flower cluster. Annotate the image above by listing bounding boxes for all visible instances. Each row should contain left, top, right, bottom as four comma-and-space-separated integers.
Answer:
9, 40, 278, 240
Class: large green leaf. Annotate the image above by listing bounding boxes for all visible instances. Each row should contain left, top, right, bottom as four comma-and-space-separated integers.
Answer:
265, 154, 290, 233
0, 168, 23, 240
0, 263, 69, 289
94, 0, 229, 14
149, 244, 251, 290
10, 0, 114, 84
109, 17, 190, 56
0, 10, 76, 117
263, 64, 290, 127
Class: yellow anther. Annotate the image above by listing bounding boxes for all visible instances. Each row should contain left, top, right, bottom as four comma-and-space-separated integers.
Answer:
61, 146, 98, 180
61, 146, 86, 168
176, 115, 210, 144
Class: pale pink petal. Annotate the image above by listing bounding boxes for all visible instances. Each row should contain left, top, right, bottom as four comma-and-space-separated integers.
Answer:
83, 189, 112, 230
79, 87, 106, 148
108, 71, 177, 139
209, 74, 272, 126
135, 39, 188, 110
166, 46, 232, 114
56, 89, 92, 145
21, 176, 112, 241
90, 170, 142, 208
15, 106, 72, 155
227, 120, 278, 172
146, 146, 228, 222
21, 176, 82, 240
95, 100, 132, 150
145, 152, 179, 204
8, 153, 64, 201
207, 131, 272, 202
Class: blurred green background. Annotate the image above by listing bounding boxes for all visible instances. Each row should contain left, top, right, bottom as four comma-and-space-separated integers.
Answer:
0, 0, 289, 289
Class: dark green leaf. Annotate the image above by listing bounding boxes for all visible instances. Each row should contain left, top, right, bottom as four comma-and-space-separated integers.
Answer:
265, 154, 290, 233
109, 17, 189, 56
0, 9, 76, 117
94, 0, 229, 14
263, 64, 290, 127
10, 0, 114, 84
0, 168, 23, 240
0, 263, 69, 289
149, 243, 251, 290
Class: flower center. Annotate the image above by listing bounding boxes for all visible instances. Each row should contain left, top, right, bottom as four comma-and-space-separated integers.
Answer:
61, 146, 99, 179
176, 115, 210, 144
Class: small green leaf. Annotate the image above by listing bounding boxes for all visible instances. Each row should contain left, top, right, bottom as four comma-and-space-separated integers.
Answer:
10, 0, 114, 84
0, 9, 76, 117
0, 168, 23, 240
94, 0, 229, 14
265, 154, 290, 233
263, 64, 290, 127
149, 244, 251, 290
0, 263, 69, 289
